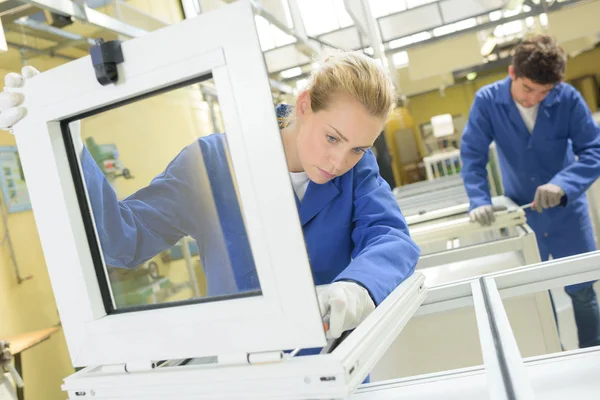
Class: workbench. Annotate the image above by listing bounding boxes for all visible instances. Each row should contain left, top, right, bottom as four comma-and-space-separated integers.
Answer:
380, 184, 561, 381
2, 327, 61, 400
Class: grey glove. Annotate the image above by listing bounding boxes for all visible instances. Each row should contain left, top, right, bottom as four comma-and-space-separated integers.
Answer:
469, 204, 508, 226
533, 183, 565, 212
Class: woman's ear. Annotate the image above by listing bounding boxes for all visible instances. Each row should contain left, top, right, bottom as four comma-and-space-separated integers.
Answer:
295, 90, 311, 118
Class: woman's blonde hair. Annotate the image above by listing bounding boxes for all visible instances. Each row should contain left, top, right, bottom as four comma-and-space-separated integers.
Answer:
304, 51, 396, 120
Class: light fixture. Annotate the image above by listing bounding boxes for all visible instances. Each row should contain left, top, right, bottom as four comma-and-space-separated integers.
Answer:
480, 36, 497, 56
433, 23, 456, 37
526, 17, 535, 28
389, 31, 432, 49
489, 10, 502, 22
392, 51, 409, 68
280, 66, 302, 79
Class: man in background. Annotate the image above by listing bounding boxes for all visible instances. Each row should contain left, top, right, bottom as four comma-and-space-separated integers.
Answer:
461, 35, 600, 348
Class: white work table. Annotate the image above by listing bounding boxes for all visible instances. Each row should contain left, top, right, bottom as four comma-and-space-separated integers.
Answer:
355, 348, 600, 399
376, 190, 561, 382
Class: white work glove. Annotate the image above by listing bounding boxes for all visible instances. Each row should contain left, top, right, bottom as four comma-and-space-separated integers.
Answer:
0, 67, 83, 155
0, 66, 39, 130
533, 183, 565, 212
317, 281, 375, 340
469, 204, 507, 226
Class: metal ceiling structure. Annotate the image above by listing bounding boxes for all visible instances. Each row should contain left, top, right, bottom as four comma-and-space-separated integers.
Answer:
0, 0, 596, 95
0, 0, 298, 94
1, 0, 507, 71
265, 0, 590, 76
0, 0, 153, 62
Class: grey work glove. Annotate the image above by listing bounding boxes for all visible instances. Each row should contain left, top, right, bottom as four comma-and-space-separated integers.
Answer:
469, 204, 508, 226
533, 183, 565, 212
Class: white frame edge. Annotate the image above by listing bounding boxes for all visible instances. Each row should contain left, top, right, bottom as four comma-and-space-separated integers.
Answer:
14, 0, 325, 366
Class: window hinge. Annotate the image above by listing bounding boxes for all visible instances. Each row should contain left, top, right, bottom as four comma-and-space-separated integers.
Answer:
99, 361, 156, 374
248, 351, 284, 365
218, 351, 284, 366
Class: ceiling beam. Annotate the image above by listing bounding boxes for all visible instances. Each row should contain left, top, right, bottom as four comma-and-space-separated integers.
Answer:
6, 39, 76, 60
19, 0, 148, 38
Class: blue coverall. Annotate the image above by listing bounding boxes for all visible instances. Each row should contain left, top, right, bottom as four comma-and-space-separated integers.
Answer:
81, 105, 420, 346
461, 76, 600, 348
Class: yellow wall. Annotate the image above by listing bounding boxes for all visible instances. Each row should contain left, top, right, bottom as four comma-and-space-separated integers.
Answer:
81, 81, 216, 304
0, 141, 73, 400
1, 1, 598, 397
407, 46, 600, 138
0, 1, 194, 399
0, 63, 76, 400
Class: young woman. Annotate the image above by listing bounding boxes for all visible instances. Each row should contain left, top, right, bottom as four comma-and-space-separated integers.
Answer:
0, 52, 420, 341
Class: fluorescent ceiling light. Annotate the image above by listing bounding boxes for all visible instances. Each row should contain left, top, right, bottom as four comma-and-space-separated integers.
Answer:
281, 67, 302, 79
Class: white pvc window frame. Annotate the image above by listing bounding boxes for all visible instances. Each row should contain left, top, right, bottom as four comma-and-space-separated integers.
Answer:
58, 249, 600, 400
61, 273, 428, 400
354, 250, 600, 400
14, 0, 325, 367
409, 208, 528, 247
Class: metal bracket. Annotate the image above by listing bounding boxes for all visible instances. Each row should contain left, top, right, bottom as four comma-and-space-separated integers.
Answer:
89, 38, 124, 86
218, 351, 284, 366
99, 361, 157, 374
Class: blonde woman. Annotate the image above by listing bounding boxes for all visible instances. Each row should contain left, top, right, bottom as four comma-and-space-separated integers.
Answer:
0, 52, 419, 344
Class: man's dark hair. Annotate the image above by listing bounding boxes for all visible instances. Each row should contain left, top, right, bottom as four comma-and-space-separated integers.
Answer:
512, 35, 566, 85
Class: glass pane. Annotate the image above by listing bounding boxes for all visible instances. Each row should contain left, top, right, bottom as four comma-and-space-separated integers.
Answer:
69, 76, 260, 312
371, 304, 482, 381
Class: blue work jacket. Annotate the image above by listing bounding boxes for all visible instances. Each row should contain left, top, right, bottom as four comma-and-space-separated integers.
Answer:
81, 129, 419, 306
460, 77, 600, 289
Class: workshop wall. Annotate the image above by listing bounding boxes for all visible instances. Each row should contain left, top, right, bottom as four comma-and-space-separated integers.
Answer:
407, 46, 600, 145
0, 2, 197, 399
0, 60, 75, 400
0, 110, 73, 400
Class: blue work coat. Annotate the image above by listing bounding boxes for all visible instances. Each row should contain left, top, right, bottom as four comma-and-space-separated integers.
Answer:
460, 76, 600, 292
81, 128, 419, 306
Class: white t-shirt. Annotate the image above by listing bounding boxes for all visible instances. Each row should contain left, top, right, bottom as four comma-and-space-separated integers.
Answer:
290, 172, 310, 202
514, 101, 539, 134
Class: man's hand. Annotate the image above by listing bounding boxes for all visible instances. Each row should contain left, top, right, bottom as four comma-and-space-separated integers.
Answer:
317, 281, 375, 340
469, 204, 508, 226
533, 183, 565, 212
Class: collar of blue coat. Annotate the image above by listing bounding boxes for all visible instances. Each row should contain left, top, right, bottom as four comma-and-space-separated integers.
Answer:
276, 103, 293, 129
298, 178, 341, 226
495, 75, 562, 107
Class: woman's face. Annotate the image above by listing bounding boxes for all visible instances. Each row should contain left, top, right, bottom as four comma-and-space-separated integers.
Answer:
294, 92, 385, 184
